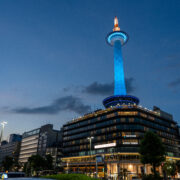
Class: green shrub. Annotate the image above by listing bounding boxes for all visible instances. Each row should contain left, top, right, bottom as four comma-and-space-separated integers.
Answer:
42, 174, 98, 180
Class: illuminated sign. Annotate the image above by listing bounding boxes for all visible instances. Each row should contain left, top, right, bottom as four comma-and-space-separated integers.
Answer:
94, 143, 116, 149
123, 142, 138, 145
123, 135, 136, 138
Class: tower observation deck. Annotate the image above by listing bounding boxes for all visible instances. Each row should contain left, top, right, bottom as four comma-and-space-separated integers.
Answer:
103, 17, 139, 108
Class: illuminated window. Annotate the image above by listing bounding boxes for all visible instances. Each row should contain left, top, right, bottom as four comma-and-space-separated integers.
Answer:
107, 113, 115, 118
121, 118, 126, 122
101, 128, 105, 133
118, 111, 138, 116
144, 127, 149, 131
97, 117, 101, 121
140, 113, 147, 118
129, 118, 134, 122
148, 116, 155, 120
122, 139, 138, 145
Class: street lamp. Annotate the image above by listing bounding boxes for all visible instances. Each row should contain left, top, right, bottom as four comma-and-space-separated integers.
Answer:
87, 136, 94, 176
87, 136, 94, 156
67, 162, 69, 174
0, 121, 7, 144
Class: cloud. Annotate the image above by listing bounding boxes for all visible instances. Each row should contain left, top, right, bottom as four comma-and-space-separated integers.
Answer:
83, 78, 135, 95
83, 82, 113, 95
168, 78, 180, 88
13, 96, 91, 115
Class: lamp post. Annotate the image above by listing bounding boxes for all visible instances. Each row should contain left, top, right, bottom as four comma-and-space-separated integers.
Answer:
0, 121, 7, 144
87, 137, 94, 155
87, 136, 94, 176
66, 162, 69, 174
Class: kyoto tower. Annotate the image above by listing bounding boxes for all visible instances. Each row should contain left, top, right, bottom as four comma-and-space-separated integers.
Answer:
103, 17, 139, 108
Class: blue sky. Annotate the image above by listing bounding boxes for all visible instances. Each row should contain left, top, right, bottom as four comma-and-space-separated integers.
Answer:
0, 0, 179, 140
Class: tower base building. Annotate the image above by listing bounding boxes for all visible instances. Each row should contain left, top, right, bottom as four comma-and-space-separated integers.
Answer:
62, 105, 180, 178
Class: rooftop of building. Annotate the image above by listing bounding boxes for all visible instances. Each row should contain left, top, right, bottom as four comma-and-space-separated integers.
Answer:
64, 104, 176, 127
22, 124, 61, 138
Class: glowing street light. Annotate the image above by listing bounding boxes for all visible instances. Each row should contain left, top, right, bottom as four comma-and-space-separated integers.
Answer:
0, 121, 7, 144
87, 136, 94, 176
87, 136, 94, 156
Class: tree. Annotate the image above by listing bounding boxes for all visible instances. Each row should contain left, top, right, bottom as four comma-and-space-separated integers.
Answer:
2, 156, 14, 171
176, 160, 180, 173
163, 161, 177, 179
23, 162, 31, 176
44, 154, 53, 170
28, 154, 46, 176
12, 159, 21, 172
139, 131, 165, 175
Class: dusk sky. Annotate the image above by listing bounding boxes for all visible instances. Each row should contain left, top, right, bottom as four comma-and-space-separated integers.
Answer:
0, 0, 180, 140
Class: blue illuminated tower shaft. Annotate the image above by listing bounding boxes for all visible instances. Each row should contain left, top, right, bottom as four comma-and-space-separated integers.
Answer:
103, 17, 139, 108
114, 40, 126, 95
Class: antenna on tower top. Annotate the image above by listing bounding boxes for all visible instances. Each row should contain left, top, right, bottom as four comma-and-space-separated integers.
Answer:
113, 16, 120, 31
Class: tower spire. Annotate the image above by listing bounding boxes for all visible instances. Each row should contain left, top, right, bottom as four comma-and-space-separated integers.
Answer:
113, 16, 120, 31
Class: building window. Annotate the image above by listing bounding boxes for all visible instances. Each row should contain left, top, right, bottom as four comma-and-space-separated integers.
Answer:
121, 118, 126, 122
129, 118, 134, 123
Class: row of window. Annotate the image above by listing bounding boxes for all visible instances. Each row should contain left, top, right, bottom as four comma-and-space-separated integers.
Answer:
64, 121, 177, 142
64, 112, 139, 130
162, 138, 179, 145
64, 117, 176, 137
63, 132, 143, 147
64, 144, 180, 158
64, 118, 117, 136
63, 155, 140, 163
20, 145, 38, 152
64, 125, 117, 141
64, 110, 176, 132
65, 147, 139, 157
21, 141, 38, 148
22, 135, 39, 143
